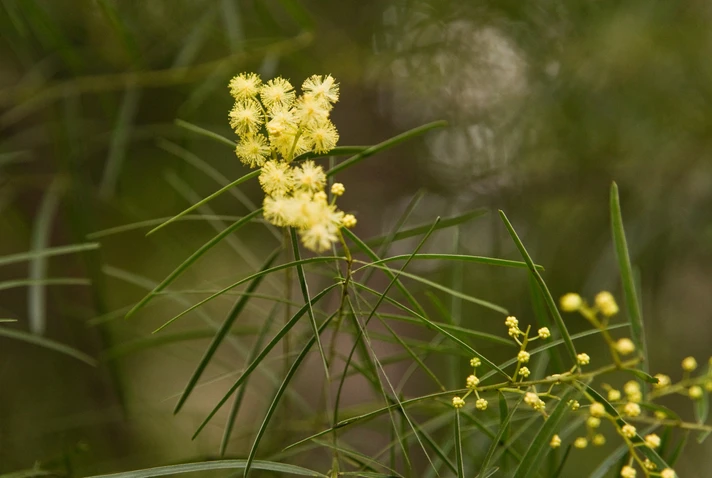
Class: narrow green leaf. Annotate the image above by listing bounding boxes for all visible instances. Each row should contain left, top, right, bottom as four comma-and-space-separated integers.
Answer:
0, 243, 99, 267
499, 210, 578, 368
87, 215, 259, 238
126, 210, 262, 318
153, 256, 342, 332
454, 409, 465, 477
173, 249, 280, 414
624, 368, 659, 384
327, 120, 447, 176
289, 228, 329, 378
512, 387, 577, 478
175, 119, 236, 147
375, 313, 513, 346
364, 209, 487, 247
551, 445, 572, 478
145, 171, 260, 236
84, 460, 327, 478
220, 304, 280, 456
191, 284, 340, 439
667, 431, 689, 466
355, 253, 542, 271
589, 425, 658, 478
243, 312, 337, 477
610, 182, 647, 371
0, 278, 90, 292
479, 395, 522, 477
0, 327, 96, 366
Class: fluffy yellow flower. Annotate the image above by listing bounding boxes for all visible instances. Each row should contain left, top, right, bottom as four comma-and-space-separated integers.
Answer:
259, 161, 294, 197
305, 120, 339, 154
229, 100, 264, 135
263, 196, 292, 227
266, 106, 298, 138
293, 160, 327, 193
559, 293, 582, 312
229, 72, 262, 100
260, 77, 296, 110
300, 223, 339, 252
295, 93, 331, 126
271, 131, 310, 160
302, 74, 340, 104
235, 133, 270, 168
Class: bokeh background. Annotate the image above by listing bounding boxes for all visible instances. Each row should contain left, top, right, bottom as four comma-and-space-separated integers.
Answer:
1, 0, 711, 476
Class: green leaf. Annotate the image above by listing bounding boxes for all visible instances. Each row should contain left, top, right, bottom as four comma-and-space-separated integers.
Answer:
454, 409, 465, 477
125, 210, 262, 319
355, 253, 542, 271
364, 210, 487, 247
0, 243, 99, 267
243, 312, 337, 477
327, 120, 447, 176
479, 394, 522, 477
175, 119, 236, 147
144, 171, 260, 236
623, 368, 659, 384
84, 460, 327, 478
190, 284, 340, 439
173, 249, 280, 414
610, 181, 647, 372
0, 327, 96, 366
289, 228, 329, 378
499, 210, 578, 368
0, 278, 90, 292
512, 387, 577, 478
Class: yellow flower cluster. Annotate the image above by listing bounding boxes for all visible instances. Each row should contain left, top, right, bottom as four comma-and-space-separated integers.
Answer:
227, 72, 354, 252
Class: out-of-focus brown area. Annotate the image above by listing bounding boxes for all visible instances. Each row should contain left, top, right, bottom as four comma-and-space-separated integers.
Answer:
1, 1, 711, 476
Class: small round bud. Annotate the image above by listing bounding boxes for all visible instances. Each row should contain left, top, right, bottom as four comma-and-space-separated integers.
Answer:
587, 416, 601, 428
608, 389, 622, 401
623, 402, 641, 417
653, 374, 671, 389
593, 434, 606, 446
621, 423, 637, 438
643, 459, 656, 471
615, 338, 636, 355
654, 410, 667, 420
595, 291, 619, 316
470, 357, 481, 368
452, 396, 465, 408
560, 293, 582, 312
508, 327, 521, 337
689, 385, 703, 400
538, 327, 551, 339
505, 316, 519, 328
644, 433, 661, 449
577, 353, 591, 365
550, 434, 561, 448
330, 182, 345, 196
624, 380, 641, 396
518, 366, 531, 378
466, 375, 479, 389
517, 351, 530, 363
524, 392, 545, 410
568, 399, 580, 410
620, 465, 636, 478
682, 356, 698, 372
661, 468, 676, 478
475, 398, 488, 410
342, 214, 357, 228
313, 191, 328, 202
705, 380, 712, 392
590, 402, 606, 417
573, 437, 588, 449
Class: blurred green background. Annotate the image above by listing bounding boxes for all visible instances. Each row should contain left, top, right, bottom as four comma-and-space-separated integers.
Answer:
1, 0, 711, 476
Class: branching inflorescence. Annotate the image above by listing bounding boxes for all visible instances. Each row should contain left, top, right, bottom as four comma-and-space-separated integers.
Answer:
227, 72, 355, 252
451, 291, 711, 478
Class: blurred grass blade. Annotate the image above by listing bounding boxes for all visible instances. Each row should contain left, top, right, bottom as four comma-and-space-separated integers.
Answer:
454, 409, 465, 477
221, 304, 280, 456
88, 215, 255, 238
243, 312, 336, 477
28, 178, 63, 335
289, 228, 329, 378
0, 327, 96, 366
173, 249, 280, 414
126, 210, 262, 318
175, 119, 236, 147
84, 460, 328, 478
145, 171, 260, 236
0, 278, 90, 292
99, 84, 141, 199
0, 243, 99, 266
191, 284, 339, 439
610, 182, 647, 371
364, 209, 487, 247
499, 210, 578, 368
327, 121, 447, 177
512, 387, 577, 478
357, 253, 540, 271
